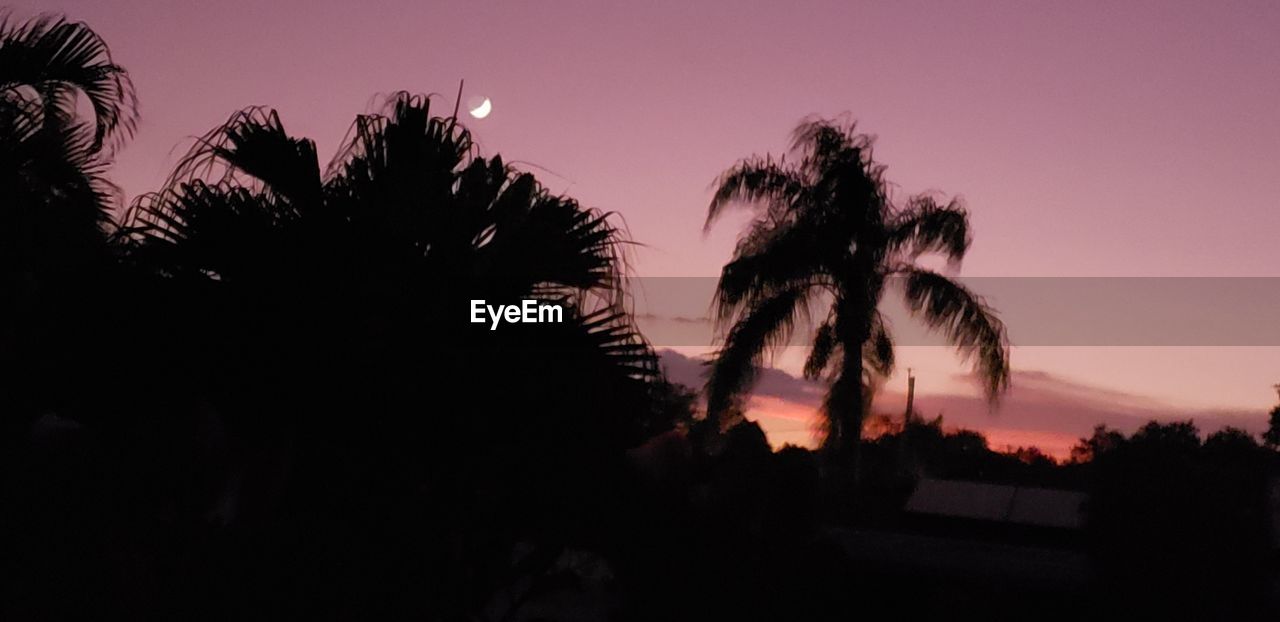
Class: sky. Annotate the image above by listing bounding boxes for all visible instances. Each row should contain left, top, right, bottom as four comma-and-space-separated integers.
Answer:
26, 0, 1280, 451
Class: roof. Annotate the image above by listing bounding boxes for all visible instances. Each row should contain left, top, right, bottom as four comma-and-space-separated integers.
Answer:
905, 478, 1086, 530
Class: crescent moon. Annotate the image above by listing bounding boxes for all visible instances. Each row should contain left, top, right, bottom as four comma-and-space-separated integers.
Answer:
468, 97, 492, 119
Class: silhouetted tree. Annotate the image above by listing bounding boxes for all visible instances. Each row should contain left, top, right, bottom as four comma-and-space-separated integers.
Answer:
0, 12, 134, 299
1009, 445, 1055, 467
117, 94, 658, 433
865, 416, 1071, 486
640, 378, 699, 439
0, 14, 145, 618
1069, 424, 1127, 463
1204, 425, 1262, 456
1264, 404, 1280, 449
1129, 419, 1200, 454
0, 14, 137, 410
108, 93, 666, 618
1085, 420, 1271, 617
702, 118, 1009, 456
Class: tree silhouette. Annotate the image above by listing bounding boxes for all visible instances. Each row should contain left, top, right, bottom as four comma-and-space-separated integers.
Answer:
117, 93, 657, 410
0, 13, 135, 277
0, 13, 136, 428
108, 93, 668, 617
1070, 424, 1127, 463
702, 119, 1009, 455
1264, 404, 1280, 449
0, 12, 136, 283
0, 15, 147, 617
1085, 420, 1272, 617
1203, 426, 1262, 455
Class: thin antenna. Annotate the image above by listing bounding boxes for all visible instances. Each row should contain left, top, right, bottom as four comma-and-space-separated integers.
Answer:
452, 79, 464, 120
1273, 383, 1280, 401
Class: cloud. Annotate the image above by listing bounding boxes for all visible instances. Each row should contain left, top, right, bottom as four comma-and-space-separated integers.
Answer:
635, 313, 711, 325
659, 349, 824, 406
657, 349, 1268, 458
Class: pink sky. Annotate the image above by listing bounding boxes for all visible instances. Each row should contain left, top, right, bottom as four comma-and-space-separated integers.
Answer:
26, 1, 1280, 445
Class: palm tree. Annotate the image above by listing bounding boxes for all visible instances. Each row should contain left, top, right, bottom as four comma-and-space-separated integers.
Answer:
117, 93, 665, 467
0, 13, 136, 270
0, 14, 136, 424
703, 118, 1010, 456
113, 92, 670, 618
119, 94, 654, 381
0, 14, 137, 257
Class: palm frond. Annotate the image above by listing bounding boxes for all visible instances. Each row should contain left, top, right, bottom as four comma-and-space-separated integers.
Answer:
888, 195, 971, 264
0, 14, 137, 152
705, 156, 807, 231
803, 314, 839, 380
789, 118, 880, 187
157, 107, 322, 209
706, 286, 810, 422
212, 110, 321, 206
712, 215, 833, 328
477, 191, 625, 302
119, 181, 295, 283
897, 267, 1010, 401
0, 100, 117, 264
790, 118, 863, 164
864, 311, 895, 378
574, 307, 659, 382
326, 92, 472, 193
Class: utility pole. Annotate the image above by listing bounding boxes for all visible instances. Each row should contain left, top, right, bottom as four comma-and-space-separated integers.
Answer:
904, 368, 916, 427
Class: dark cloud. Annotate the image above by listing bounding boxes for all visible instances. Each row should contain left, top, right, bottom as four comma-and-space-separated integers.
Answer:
659, 349, 824, 407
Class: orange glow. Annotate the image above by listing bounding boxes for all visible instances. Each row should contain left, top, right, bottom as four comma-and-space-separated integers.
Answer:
743, 395, 1079, 460
744, 395, 822, 449
978, 428, 1078, 461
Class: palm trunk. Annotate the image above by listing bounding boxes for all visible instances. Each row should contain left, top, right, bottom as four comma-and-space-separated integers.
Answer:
822, 344, 866, 520
836, 344, 864, 463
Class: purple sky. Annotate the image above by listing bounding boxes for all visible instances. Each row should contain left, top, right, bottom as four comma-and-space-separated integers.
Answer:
26, 1, 1280, 442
